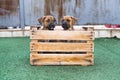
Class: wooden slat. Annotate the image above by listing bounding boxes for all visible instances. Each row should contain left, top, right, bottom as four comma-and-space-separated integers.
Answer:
30, 42, 93, 52
30, 31, 94, 40
30, 54, 94, 66
31, 39, 94, 43
60, 54, 94, 66
31, 52, 93, 54
30, 26, 94, 31
30, 54, 60, 65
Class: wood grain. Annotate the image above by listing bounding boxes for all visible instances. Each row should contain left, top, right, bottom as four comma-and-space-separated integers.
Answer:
30, 54, 94, 66
30, 42, 93, 52
31, 31, 94, 40
30, 26, 94, 66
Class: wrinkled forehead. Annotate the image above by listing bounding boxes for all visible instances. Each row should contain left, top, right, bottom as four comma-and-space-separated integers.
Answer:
45, 16, 54, 20
63, 16, 72, 20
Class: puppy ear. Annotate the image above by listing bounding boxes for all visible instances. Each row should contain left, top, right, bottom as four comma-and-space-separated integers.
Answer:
71, 16, 77, 24
53, 17, 57, 22
38, 16, 46, 24
38, 17, 42, 24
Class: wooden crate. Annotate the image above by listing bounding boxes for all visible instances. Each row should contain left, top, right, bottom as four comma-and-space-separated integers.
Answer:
30, 26, 94, 66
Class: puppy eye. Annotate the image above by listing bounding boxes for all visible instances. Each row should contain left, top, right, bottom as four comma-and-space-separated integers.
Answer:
67, 19, 70, 22
46, 19, 50, 22
54, 19, 56, 22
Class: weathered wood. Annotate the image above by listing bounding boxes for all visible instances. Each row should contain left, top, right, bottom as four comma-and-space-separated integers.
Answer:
30, 42, 94, 52
30, 26, 94, 66
30, 54, 94, 66
31, 52, 93, 54
31, 31, 94, 40
31, 39, 94, 43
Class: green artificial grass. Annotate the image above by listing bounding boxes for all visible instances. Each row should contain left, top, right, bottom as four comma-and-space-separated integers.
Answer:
0, 37, 120, 80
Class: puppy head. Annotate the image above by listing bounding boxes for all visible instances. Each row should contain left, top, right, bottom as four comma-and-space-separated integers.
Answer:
61, 16, 77, 30
38, 15, 57, 30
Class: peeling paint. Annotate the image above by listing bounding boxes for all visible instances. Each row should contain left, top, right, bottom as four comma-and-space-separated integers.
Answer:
0, 0, 19, 16
0, 0, 19, 27
23, 0, 120, 25
1, 0, 120, 27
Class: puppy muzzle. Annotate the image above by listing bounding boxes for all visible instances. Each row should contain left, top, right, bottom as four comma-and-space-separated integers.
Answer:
62, 22, 70, 30
47, 23, 56, 30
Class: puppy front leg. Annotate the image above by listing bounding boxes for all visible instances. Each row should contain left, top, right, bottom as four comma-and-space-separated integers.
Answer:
42, 27, 47, 30
69, 26, 74, 30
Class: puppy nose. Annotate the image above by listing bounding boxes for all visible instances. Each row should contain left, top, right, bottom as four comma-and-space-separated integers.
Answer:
62, 21, 67, 24
49, 27, 54, 30
50, 23, 55, 26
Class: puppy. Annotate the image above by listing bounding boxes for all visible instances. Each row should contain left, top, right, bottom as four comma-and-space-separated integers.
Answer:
61, 15, 77, 30
38, 15, 57, 30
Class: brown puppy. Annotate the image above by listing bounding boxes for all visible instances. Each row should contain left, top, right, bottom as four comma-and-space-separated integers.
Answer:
38, 15, 57, 30
61, 15, 77, 30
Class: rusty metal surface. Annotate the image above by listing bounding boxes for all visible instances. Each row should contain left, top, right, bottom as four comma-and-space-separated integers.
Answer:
0, 0, 19, 27
0, 0, 19, 16
24, 0, 120, 25
24, 0, 44, 25
1, 0, 120, 27
62, 0, 120, 25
